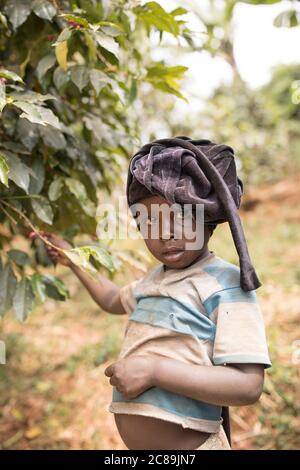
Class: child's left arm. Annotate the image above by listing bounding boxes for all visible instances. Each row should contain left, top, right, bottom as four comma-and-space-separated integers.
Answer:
104, 355, 264, 406
152, 357, 264, 406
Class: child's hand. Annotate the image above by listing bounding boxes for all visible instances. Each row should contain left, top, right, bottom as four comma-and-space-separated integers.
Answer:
104, 355, 156, 399
29, 231, 74, 267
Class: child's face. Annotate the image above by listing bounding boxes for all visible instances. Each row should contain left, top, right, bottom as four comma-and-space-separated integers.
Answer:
136, 195, 212, 269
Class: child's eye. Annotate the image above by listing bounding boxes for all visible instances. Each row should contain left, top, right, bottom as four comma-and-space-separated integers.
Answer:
174, 212, 186, 224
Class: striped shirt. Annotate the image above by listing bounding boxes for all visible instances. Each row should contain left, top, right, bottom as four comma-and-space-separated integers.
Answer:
108, 250, 272, 433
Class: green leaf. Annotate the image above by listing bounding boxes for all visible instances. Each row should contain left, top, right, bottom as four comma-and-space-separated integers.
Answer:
274, 10, 300, 28
9, 90, 56, 103
135, 1, 181, 36
78, 245, 116, 272
62, 223, 80, 240
170, 7, 188, 17
0, 263, 17, 317
48, 177, 64, 201
31, 273, 47, 302
31, 196, 54, 224
94, 31, 119, 59
98, 21, 124, 37
0, 12, 8, 28
0, 69, 24, 84
83, 31, 97, 63
33, 0, 56, 21
55, 41, 68, 72
70, 65, 89, 92
83, 114, 112, 143
13, 277, 35, 322
62, 244, 116, 277
39, 125, 66, 150
0, 81, 6, 111
3, 152, 31, 193
63, 248, 98, 280
145, 64, 188, 100
17, 119, 39, 151
151, 81, 188, 101
28, 158, 45, 194
33, 239, 53, 267
7, 249, 31, 266
0, 153, 9, 187
128, 78, 137, 103
53, 27, 72, 44
14, 101, 61, 129
41, 274, 70, 301
4, 0, 32, 30
53, 67, 69, 89
64, 177, 96, 217
60, 13, 89, 28
146, 64, 188, 80
101, 0, 113, 18
0, 141, 30, 155
36, 54, 56, 81
89, 69, 110, 95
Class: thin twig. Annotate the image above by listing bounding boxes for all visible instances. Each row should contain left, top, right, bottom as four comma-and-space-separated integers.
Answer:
0, 202, 18, 226
0, 199, 66, 254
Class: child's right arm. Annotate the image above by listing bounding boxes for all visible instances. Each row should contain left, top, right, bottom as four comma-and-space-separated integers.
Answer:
69, 262, 126, 315
32, 232, 126, 315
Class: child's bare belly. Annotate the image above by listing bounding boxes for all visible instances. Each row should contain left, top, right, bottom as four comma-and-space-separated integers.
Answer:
114, 414, 210, 450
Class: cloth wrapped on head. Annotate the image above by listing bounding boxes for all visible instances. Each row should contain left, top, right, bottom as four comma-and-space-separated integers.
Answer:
126, 136, 261, 292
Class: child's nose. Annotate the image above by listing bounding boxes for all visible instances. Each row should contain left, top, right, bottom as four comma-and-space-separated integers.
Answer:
160, 218, 174, 240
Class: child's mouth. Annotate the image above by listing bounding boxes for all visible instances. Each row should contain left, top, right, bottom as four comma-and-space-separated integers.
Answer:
162, 249, 185, 262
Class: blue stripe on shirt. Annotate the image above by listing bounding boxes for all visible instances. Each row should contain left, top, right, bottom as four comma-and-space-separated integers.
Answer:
133, 295, 216, 342
203, 287, 257, 317
202, 258, 242, 289
113, 386, 222, 422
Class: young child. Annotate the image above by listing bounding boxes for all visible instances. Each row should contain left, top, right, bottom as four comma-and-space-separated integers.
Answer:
41, 137, 271, 451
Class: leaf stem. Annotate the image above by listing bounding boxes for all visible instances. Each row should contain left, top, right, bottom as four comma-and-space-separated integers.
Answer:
0, 202, 18, 226
0, 199, 66, 254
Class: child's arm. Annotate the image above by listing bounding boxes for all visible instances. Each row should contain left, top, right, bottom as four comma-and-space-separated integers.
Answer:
151, 358, 264, 406
69, 262, 126, 315
105, 355, 264, 406
35, 232, 126, 315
